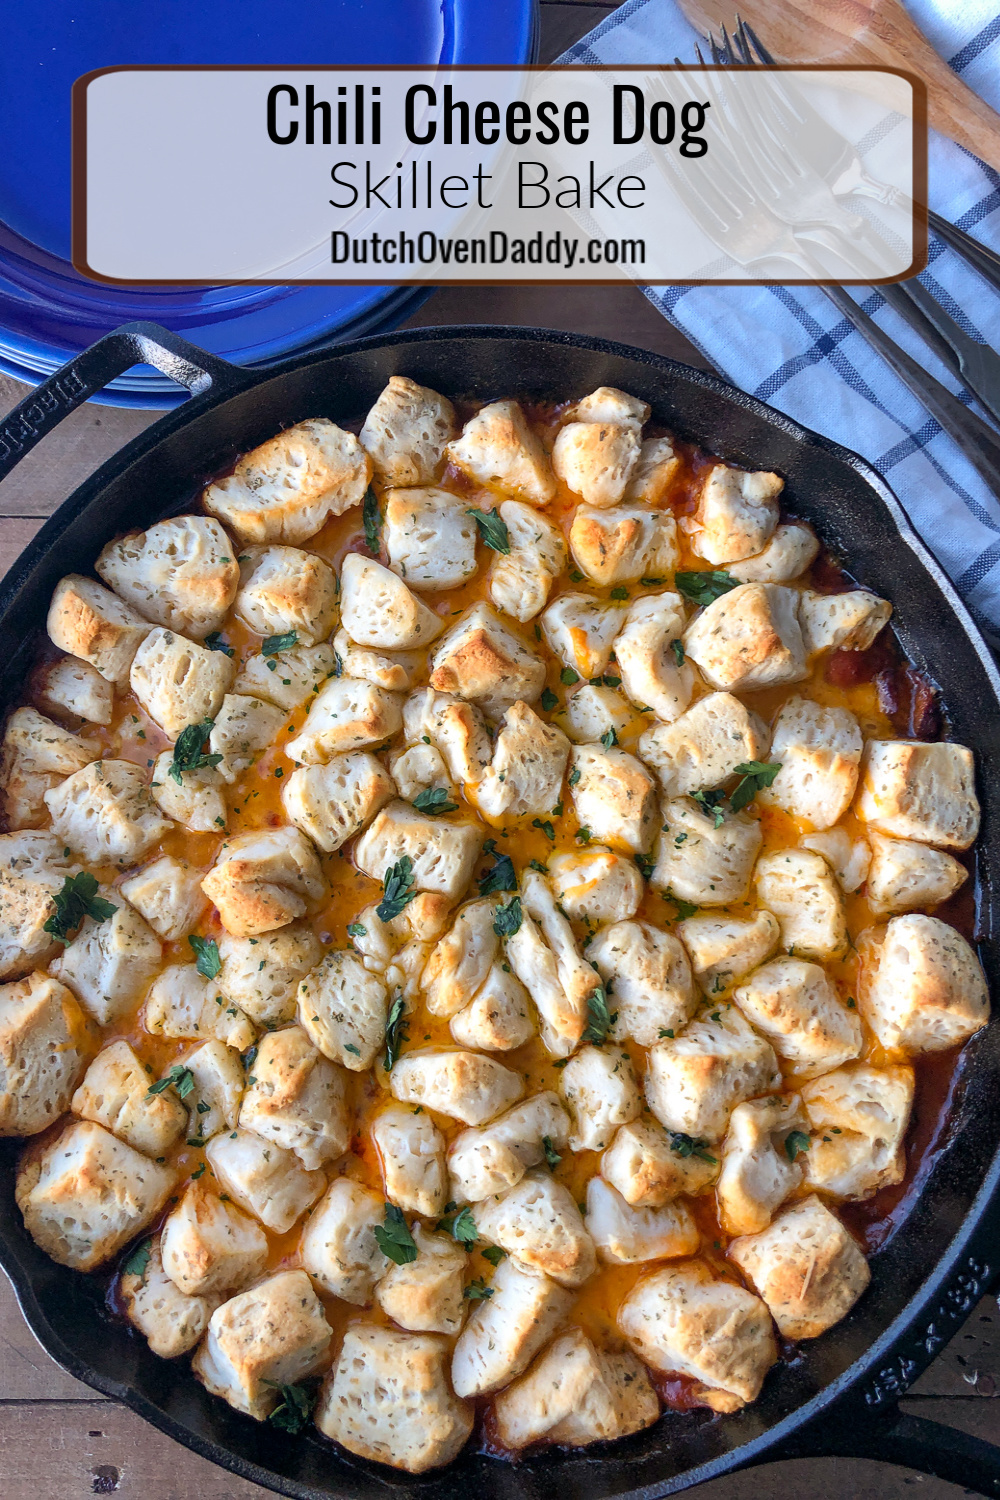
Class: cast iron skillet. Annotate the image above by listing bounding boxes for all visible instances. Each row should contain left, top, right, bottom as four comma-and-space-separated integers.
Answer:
1, 323, 999, 1499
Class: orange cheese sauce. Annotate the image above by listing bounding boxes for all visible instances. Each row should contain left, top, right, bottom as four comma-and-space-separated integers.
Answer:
18, 401, 975, 1443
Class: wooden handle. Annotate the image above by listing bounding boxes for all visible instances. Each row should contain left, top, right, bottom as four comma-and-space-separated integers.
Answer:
677, 0, 1000, 176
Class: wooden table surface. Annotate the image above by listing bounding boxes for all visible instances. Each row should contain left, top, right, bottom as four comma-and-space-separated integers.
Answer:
0, 3, 997, 1494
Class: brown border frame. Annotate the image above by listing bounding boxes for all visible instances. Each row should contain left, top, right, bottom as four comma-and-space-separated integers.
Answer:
70, 63, 928, 287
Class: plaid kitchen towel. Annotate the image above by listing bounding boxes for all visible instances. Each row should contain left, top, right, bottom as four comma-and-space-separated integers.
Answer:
559, 0, 1000, 642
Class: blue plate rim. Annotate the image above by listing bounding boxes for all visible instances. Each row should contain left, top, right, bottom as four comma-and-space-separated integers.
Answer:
0, 0, 539, 406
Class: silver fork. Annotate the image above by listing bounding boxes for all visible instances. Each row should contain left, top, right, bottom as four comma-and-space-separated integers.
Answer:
659, 98, 1000, 498
728, 19, 1000, 295
658, 68, 885, 280
687, 58, 900, 279
709, 21, 1000, 432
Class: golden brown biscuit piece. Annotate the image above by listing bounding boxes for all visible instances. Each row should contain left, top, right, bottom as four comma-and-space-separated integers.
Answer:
201, 827, 325, 938
0, 971, 91, 1136
446, 400, 555, 506
16, 1119, 176, 1271
203, 419, 371, 544
618, 1259, 777, 1411
46, 575, 151, 684
856, 740, 979, 849
728, 1195, 870, 1339
96, 515, 239, 638
315, 1324, 474, 1473
192, 1269, 332, 1417
360, 376, 455, 487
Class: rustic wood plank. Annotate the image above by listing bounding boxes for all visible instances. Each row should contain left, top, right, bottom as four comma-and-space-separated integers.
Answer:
0, 1273, 94, 1401
900, 1394, 1000, 1439
0, 373, 158, 520
400, 282, 715, 370
693, 1453, 973, 1500
0, 1395, 991, 1500
0, 517, 43, 581
910, 1294, 1000, 1398
0, 1402, 272, 1499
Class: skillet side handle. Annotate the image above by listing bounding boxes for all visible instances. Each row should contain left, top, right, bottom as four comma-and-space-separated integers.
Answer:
0, 320, 252, 486
831, 1407, 1000, 1497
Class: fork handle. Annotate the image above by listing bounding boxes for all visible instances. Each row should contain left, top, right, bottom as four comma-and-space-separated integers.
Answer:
928, 209, 1000, 295
884, 280, 1000, 431
676, 0, 1000, 175
823, 285, 1000, 498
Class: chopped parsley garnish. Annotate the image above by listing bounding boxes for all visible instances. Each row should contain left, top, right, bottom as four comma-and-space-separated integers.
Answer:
671, 638, 685, 667
785, 1130, 811, 1163
382, 991, 408, 1072
540, 687, 558, 712
374, 1203, 418, 1265
542, 1134, 562, 1170
692, 789, 727, 828
576, 826, 592, 844
266, 1380, 318, 1434
363, 485, 382, 554
203, 632, 234, 657
147, 1065, 195, 1100
169, 719, 222, 784
377, 856, 416, 921
482, 1244, 506, 1266
560, 667, 580, 686
43, 872, 117, 943
344, 1042, 361, 1057
347, 921, 367, 939
440, 1206, 478, 1246
600, 727, 618, 749
669, 1132, 717, 1164
568, 765, 581, 786
636, 853, 656, 881
479, 843, 516, 896
582, 984, 615, 1046
667, 894, 699, 921
658, 1028, 675, 1039
188, 934, 222, 979
122, 1238, 152, 1281
493, 896, 523, 939
464, 1277, 494, 1301
729, 760, 782, 813
467, 508, 510, 554
609, 586, 629, 601
412, 786, 459, 815
529, 859, 548, 874
262, 630, 298, 656
640, 576, 665, 587
532, 818, 555, 842
675, 570, 740, 606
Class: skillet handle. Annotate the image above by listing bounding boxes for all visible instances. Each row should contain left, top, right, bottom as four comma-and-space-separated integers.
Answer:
833, 1408, 1000, 1497
0, 321, 252, 485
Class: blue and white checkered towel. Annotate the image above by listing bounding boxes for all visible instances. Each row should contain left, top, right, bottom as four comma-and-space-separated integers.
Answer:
560, 0, 1000, 643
